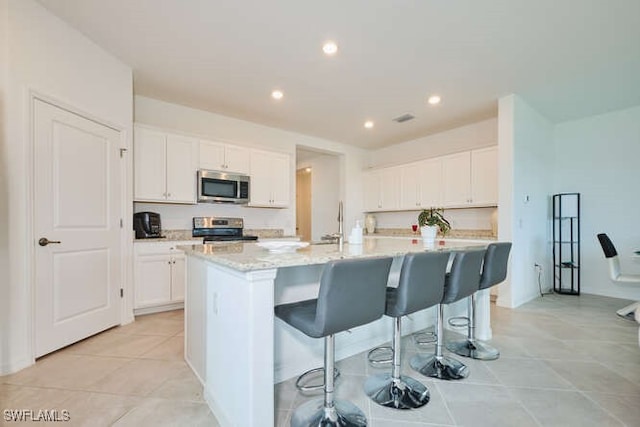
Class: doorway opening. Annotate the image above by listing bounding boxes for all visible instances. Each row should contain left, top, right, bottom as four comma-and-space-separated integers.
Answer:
296, 168, 312, 241
295, 147, 341, 242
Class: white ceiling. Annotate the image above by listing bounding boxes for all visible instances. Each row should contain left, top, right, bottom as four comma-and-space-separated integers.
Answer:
38, 0, 640, 149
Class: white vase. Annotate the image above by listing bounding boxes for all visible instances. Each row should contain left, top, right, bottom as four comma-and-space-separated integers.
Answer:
420, 225, 438, 243
365, 215, 376, 234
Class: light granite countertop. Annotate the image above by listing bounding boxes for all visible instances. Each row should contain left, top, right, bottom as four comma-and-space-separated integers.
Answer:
134, 228, 287, 242
179, 236, 491, 272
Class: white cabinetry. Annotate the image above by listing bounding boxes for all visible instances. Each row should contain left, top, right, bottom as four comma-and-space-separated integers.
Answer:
249, 150, 290, 207
134, 241, 192, 314
400, 158, 442, 209
134, 126, 198, 204
470, 147, 498, 206
442, 147, 497, 207
363, 168, 400, 211
364, 146, 497, 212
199, 139, 250, 174
442, 152, 472, 207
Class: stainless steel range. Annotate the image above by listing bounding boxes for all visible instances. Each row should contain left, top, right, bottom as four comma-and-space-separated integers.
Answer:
192, 217, 258, 242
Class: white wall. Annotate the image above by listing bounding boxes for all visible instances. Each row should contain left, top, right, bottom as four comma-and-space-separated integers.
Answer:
497, 95, 554, 308
134, 96, 368, 235
553, 105, 640, 300
0, 0, 10, 374
372, 208, 495, 232
1, 0, 132, 374
368, 118, 497, 168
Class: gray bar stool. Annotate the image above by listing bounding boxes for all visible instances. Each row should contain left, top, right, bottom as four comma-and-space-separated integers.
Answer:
364, 251, 450, 409
447, 242, 512, 360
410, 249, 485, 380
275, 256, 393, 427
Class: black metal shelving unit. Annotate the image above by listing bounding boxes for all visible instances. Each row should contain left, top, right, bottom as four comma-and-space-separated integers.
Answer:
552, 193, 580, 295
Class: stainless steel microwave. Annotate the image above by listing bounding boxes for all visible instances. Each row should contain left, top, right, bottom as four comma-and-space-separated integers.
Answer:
197, 169, 250, 204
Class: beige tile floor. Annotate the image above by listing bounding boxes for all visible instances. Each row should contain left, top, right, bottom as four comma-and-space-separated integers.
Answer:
275, 294, 640, 427
2, 294, 639, 426
1, 309, 217, 427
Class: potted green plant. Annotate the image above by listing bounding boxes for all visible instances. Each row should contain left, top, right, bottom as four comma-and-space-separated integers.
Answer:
418, 207, 451, 242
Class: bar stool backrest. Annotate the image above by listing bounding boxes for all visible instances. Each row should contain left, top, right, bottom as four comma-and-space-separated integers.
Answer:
442, 249, 485, 304
479, 242, 512, 290
387, 251, 450, 317
315, 256, 393, 337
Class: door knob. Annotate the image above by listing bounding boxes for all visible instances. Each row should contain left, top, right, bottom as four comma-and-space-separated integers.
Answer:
39, 237, 61, 246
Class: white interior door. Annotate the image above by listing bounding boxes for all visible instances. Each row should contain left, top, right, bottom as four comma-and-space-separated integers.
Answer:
34, 99, 122, 358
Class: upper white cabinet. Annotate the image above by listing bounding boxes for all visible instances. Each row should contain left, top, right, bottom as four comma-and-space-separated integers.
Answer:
134, 126, 198, 204
442, 152, 472, 207
470, 147, 498, 206
249, 149, 290, 208
199, 139, 250, 174
363, 168, 400, 211
400, 157, 442, 209
365, 146, 497, 212
442, 147, 498, 207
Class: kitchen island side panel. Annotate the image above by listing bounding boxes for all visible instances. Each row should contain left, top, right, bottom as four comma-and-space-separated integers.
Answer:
204, 263, 277, 427
185, 256, 207, 384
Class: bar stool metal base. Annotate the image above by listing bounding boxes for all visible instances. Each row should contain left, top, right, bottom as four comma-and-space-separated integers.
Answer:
364, 373, 430, 409
291, 399, 367, 427
413, 330, 437, 347
296, 367, 341, 392
367, 346, 393, 366
446, 339, 499, 360
410, 354, 469, 380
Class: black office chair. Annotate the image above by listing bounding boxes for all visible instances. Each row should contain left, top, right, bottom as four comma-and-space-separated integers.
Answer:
597, 233, 640, 319
275, 256, 393, 427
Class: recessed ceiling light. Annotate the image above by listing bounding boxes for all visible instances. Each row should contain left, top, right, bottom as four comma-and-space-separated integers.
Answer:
322, 41, 338, 55
427, 95, 441, 105
364, 120, 374, 129
271, 90, 284, 100
305, 167, 311, 173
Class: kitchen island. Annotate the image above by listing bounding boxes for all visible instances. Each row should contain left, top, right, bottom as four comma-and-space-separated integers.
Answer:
181, 237, 492, 427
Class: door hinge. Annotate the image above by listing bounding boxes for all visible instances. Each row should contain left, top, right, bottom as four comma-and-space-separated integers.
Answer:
120, 288, 124, 298
119, 148, 128, 158
120, 218, 123, 228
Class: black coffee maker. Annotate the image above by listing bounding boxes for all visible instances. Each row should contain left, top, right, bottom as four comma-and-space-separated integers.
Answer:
133, 212, 163, 238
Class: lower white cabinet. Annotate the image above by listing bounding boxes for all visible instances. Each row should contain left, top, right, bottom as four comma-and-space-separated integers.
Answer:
134, 241, 193, 313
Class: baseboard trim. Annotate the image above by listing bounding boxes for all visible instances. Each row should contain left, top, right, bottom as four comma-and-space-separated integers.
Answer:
133, 302, 184, 316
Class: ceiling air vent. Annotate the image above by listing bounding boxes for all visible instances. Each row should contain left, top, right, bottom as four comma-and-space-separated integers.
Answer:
393, 113, 415, 123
